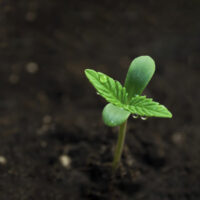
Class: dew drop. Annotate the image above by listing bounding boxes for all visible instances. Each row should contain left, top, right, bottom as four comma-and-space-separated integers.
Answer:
141, 116, 148, 120
132, 114, 139, 119
96, 92, 100, 95
100, 75, 107, 83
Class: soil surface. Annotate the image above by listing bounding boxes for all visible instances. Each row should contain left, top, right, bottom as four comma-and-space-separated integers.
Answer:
0, 1, 200, 200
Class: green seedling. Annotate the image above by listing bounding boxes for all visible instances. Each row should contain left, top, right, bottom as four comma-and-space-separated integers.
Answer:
84, 56, 172, 172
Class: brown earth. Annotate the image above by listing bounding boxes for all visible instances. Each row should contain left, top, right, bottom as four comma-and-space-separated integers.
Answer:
0, 1, 200, 199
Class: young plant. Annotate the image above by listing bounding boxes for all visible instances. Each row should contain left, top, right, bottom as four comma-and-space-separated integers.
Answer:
84, 56, 172, 172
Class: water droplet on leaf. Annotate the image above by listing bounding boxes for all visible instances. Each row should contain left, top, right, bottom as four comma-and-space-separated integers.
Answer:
100, 75, 107, 83
96, 92, 100, 95
141, 116, 148, 120
132, 114, 139, 119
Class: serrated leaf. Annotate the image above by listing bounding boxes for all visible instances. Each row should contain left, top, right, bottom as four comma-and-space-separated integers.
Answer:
85, 69, 128, 107
125, 96, 172, 118
102, 103, 130, 127
124, 56, 155, 99
85, 68, 172, 122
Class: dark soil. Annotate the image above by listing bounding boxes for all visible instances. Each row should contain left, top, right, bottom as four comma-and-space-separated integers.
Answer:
0, 1, 200, 200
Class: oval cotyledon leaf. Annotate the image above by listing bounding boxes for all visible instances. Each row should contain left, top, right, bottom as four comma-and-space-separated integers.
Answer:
124, 56, 155, 99
102, 103, 130, 127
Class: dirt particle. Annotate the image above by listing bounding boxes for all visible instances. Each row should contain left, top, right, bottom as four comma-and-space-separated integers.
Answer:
172, 132, 184, 145
9, 74, 19, 84
59, 155, 71, 169
26, 62, 39, 74
0, 156, 7, 165
43, 115, 52, 124
37, 124, 49, 135
26, 12, 37, 22
40, 141, 47, 148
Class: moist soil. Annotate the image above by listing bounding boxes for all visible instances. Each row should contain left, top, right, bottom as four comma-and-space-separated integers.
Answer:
0, 1, 200, 200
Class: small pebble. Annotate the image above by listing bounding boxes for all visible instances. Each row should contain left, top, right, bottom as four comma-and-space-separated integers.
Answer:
9, 74, 19, 84
26, 62, 39, 74
37, 124, 49, 135
43, 115, 52, 124
40, 141, 47, 148
126, 156, 134, 166
59, 155, 71, 169
172, 132, 184, 145
26, 12, 37, 22
0, 156, 7, 165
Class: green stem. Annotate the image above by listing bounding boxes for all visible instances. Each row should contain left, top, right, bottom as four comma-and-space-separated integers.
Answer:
112, 120, 127, 172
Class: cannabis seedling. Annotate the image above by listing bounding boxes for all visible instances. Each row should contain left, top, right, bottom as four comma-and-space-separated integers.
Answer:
84, 56, 172, 172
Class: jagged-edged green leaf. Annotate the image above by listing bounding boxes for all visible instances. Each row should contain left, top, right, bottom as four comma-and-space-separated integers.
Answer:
102, 103, 130, 127
85, 68, 172, 121
85, 69, 128, 107
125, 96, 172, 118
124, 56, 155, 99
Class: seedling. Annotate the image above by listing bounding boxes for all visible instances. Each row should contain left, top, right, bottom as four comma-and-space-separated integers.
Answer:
85, 56, 172, 172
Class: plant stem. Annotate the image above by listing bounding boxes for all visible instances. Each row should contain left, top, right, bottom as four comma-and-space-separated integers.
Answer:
112, 120, 127, 172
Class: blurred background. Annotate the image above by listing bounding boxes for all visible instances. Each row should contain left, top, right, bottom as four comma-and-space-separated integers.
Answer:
0, 0, 200, 200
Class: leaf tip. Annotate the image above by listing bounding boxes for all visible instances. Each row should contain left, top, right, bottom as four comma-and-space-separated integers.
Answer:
163, 105, 173, 118
162, 109, 173, 118
84, 69, 97, 81
84, 68, 91, 75
167, 111, 173, 118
